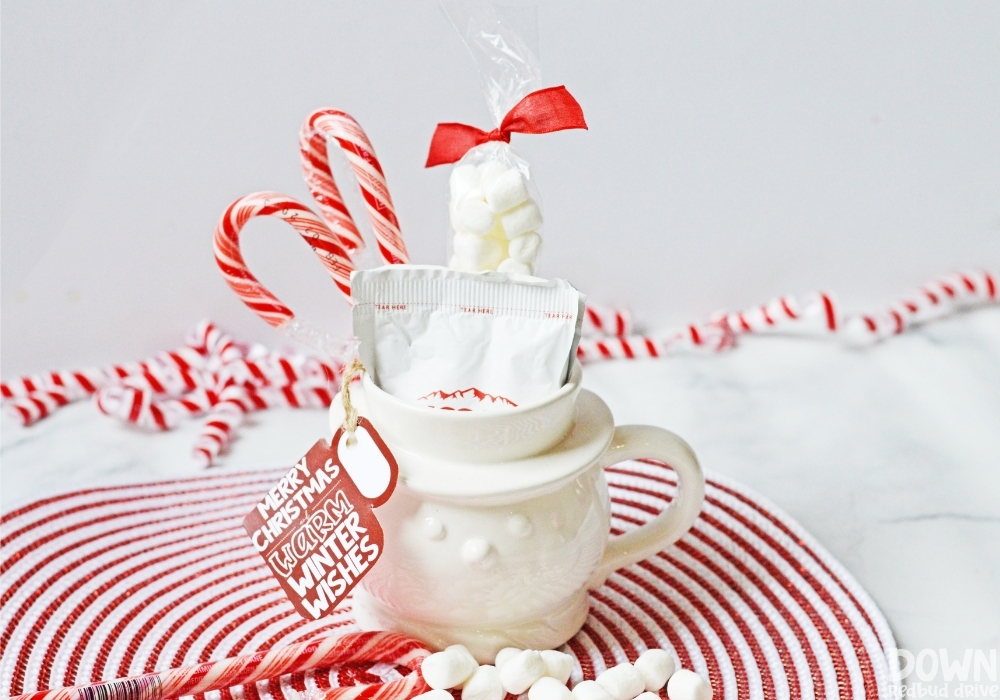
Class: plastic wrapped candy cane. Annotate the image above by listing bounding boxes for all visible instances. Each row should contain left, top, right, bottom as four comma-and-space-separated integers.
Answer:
426, 1, 587, 276
215, 109, 408, 361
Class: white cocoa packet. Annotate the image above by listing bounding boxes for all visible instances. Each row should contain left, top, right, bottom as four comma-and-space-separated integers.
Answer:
352, 266, 585, 410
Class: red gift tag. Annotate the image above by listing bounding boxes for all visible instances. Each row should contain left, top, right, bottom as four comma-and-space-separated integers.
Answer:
243, 417, 398, 620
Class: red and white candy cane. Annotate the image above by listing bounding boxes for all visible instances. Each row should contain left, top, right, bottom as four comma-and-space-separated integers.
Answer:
300, 116, 364, 253
842, 269, 997, 345
214, 191, 355, 327
721, 292, 839, 338
187, 318, 244, 365
13, 630, 430, 700
576, 269, 998, 364
301, 109, 409, 265
1, 320, 346, 466
582, 303, 634, 338
191, 379, 340, 467
1, 367, 107, 402
6, 388, 70, 427
576, 319, 736, 363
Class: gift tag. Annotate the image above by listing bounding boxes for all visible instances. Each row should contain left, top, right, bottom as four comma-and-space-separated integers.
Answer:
243, 417, 398, 620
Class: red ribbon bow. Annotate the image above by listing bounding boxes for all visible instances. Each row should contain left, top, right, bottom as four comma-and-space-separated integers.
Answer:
425, 86, 588, 167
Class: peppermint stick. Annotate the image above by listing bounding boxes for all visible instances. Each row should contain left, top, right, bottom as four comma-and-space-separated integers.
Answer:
575, 269, 998, 362
213, 191, 355, 326
13, 631, 430, 700
301, 109, 409, 265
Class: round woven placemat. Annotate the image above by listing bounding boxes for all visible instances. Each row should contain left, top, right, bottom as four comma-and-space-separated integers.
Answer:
0, 460, 900, 699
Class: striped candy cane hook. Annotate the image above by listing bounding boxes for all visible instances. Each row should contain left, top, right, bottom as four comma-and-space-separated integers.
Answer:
301, 109, 409, 265
213, 191, 355, 328
13, 631, 430, 700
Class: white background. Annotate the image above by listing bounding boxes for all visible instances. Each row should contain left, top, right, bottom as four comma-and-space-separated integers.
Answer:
2, 1, 999, 375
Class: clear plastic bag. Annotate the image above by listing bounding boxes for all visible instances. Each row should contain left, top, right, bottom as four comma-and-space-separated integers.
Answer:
447, 142, 544, 275
441, 0, 546, 276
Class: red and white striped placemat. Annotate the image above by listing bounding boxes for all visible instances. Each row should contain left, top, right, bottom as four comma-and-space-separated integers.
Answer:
0, 460, 901, 699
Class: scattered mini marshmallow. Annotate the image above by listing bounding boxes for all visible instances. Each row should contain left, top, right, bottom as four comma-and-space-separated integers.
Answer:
571, 680, 613, 700
540, 649, 574, 684
528, 676, 575, 700
595, 663, 645, 700
421, 646, 478, 690
499, 649, 547, 695
485, 169, 530, 213
633, 693, 660, 700
634, 648, 676, 691
454, 233, 503, 271
507, 232, 541, 264
415, 690, 454, 700
497, 258, 533, 276
499, 200, 543, 239
495, 647, 522, 671
462, 664, 504, 700
448, 644, 481, 672
666, 670, 712, 700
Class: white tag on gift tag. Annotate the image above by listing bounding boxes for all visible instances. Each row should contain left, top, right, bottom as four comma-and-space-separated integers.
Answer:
337, 420, 395, 502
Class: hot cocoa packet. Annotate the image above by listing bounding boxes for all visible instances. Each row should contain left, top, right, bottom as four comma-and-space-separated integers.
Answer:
352, 266, 584, 410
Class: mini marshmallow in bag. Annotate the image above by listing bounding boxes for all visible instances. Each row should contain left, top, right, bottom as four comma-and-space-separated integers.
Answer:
439, 1, 551, 277
448, 142, 545, 275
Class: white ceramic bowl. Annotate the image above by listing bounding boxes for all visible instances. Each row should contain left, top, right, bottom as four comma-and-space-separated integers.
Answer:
357, 360, 582, 463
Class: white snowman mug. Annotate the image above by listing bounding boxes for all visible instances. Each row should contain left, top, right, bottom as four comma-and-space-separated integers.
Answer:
329, 361, 705, 662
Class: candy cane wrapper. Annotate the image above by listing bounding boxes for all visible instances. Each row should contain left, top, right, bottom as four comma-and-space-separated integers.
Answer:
220, 110, 409, 343
582, 304, 634, 338
214, 192, 355, 328
301, 110, 408, 266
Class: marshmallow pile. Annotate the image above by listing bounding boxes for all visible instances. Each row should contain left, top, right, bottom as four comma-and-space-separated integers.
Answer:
448, 159, 543, 275
579, 651, 711, 700
416, 644, 712, 700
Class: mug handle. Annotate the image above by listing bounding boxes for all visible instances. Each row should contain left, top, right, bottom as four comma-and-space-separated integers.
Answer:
588, 425, 705, 589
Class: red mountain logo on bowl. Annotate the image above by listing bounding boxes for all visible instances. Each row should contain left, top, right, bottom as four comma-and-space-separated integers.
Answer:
418, 387, 517, 410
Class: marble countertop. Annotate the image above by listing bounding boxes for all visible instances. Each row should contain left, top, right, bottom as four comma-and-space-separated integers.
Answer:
2, 307, 998, 663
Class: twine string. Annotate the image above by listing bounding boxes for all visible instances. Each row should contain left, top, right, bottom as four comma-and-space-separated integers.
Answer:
339, 358, 365, 445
